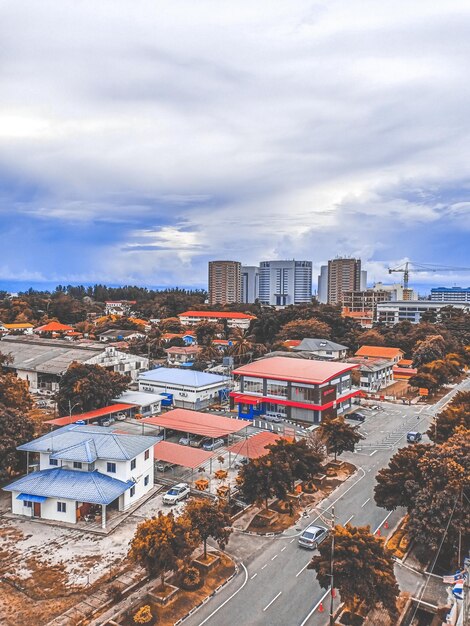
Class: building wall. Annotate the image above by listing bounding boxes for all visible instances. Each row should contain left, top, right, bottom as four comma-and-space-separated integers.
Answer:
317, 265, 328, 303
258, 260, 312, 306
11, 491, 78, 523
139, 379, 227, 409
430, 288, 470, 302
86, 347, 149, 381
179, 314, 252, 329
376, 301, 469, 325
208, 261, 242, 305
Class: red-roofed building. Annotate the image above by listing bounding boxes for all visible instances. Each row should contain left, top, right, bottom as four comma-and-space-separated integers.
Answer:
45, 403, 135, 427
230, 356, 360, 424
165, 345, 201, 366
35, 322, 74, 334
355, 345, 404, 363
179, 310, 256, 330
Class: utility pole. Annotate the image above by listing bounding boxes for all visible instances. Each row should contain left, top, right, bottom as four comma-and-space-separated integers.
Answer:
329, 506, 335, 626
463, 556, 470, 626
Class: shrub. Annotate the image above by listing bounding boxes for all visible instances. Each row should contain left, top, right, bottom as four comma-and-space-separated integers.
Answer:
180, 566, 202, 591
108, 583, 123, 602
133, 605, 153, 624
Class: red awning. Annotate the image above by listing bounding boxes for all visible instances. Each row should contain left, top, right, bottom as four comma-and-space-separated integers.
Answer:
232, 394, 263, 406
141, 408, 248, 438
153, 441, 214, 469
45, 403, 134, 427
227, 432, 293, 460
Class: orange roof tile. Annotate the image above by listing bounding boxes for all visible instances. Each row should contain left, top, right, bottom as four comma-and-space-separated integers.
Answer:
35, 321, 74, 332
355, 345, 404, 358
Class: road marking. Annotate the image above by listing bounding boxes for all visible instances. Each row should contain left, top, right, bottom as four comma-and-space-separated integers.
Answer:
261, 564, 267, 570
369, 450, 378, 456
361, 498, 370, 507
281, 546, 286, 552
263, 591, 282, 611
299, 588, 331, 626
296, 562, 310, 577
250, 573, 258, 580
271, 554, 278, 560
374, 510, 394, 534
290, 538, 295, 543
197, 562, 248, 625
344, 515, 354, 525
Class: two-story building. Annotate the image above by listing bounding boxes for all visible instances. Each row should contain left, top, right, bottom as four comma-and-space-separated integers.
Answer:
230, 356, 359, 424
178, 311, 256, 330
165, 345, 201, 367
354, 345, 404, 364
346, 357, 394, 392
3, 425, 158, 528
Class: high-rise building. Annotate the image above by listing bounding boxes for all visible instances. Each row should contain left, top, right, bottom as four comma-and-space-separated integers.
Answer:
258, 260, 312, 306
317, 265, 328, 303
360, 270, 368, 291
327, 258, 362, 305
373, 282, 415, 301
208, 260, 241, 305
241, 266, 260, 303
342, 289, 392, 312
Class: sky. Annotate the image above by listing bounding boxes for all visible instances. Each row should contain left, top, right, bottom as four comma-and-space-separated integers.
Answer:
1, 1, 470, 293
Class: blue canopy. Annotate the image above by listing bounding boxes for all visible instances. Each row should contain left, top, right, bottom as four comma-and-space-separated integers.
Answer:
17, 493, 47, 503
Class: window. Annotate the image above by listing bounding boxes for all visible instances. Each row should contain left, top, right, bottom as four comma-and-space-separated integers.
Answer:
130, 458, 136, 470
144, 475, 150, 486
24, 501, 32, 508
50, 458, 58, 466
130, 486, 135, 497
73, 462, 82, 469
107, 462, 116, 473
57, 502, 66, 513
144, 450, 150, 461
266, 382, 288, 397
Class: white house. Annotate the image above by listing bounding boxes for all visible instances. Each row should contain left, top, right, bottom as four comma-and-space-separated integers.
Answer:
0, 322, 34, 335
112, 391, 165, 418
165, 345, 201, 366
0, 336, 149, 391
104, 301, 137, 316
139, 367, 230, 410
98, 329, 146, 343
178, 310, 256, 330
3, 425, 159, 529
293, 338, 349, 360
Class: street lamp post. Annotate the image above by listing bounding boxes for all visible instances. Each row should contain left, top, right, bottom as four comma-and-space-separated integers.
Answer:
329, 506, 335, 626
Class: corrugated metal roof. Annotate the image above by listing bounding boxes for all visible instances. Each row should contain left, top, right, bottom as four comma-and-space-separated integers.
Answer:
142, 408, 248, 438
293, 338, 348, 352
233, 356, 357, 384
50, 440, 98, 463
227, 432, 293, 460
45, 404, 134, 427
113, 391, 166, 406
3, 468, 133, 505
18, 424, 158, 461
153, 441, 213, 468
0, 336, 103, 375
139, 367, 229, 387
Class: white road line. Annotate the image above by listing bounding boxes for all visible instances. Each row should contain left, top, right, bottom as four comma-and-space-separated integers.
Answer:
369, 450, 378, 456
290, 538, 296, 543
197, 562, 248, 626
281, 546, 286, 552
261, 564, 267, 570
374, 510, 394, 534
296, 562, 310, 577
263, 591, 282, 611
344, 515, 354, 525
250, 573, 258, 580
299, 588, 331, 626
361, 498, 371, 507
271, 554, 278, 561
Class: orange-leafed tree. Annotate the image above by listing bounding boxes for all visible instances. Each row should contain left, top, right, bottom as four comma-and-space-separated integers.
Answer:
183, 499, 232, 559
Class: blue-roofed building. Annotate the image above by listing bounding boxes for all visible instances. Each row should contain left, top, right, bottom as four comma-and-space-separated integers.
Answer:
139, 367, 230, 410
3, 425, 159, 528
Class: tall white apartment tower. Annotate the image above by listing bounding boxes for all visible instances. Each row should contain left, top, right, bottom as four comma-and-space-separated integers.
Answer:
317, 265, 329, 303
241, 266, 260, 303
258, 260, 312, 306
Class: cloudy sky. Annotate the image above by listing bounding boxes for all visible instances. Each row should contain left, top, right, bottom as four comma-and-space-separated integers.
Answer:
1, 1, 470, 292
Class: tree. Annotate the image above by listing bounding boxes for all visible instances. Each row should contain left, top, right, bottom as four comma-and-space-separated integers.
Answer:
183, 499, 232, 559
374, 444, 431, 511
309, 524, 399, 619
276, 318, 331, 341
237, 456, 289, 511
318, 417, 364, 461
56, 362, 129, 416
412, 334, 447, 367
357, 329, 385, 346
408, 371, 439, 393
266, 439, 324, 491
194, 321, 221, 345
228, 328, 266, 363
200, 341, 221, 362
0, 404, 35, 480
160, 317, 183, 332
128, 511, 194, 589
427, 391, 470, 443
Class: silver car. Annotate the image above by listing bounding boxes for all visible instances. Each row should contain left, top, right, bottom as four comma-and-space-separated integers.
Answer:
298, 524, 328, 549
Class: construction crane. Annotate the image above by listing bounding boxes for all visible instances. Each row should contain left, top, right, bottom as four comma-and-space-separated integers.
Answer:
388, 262, 470, 290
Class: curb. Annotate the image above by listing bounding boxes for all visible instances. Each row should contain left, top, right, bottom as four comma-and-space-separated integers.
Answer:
232, 527, 283, 537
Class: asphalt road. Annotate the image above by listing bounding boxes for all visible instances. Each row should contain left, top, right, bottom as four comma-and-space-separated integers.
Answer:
183, 379, 469, 626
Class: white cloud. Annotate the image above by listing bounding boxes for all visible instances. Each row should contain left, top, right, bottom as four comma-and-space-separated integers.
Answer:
1, 0, 470, 287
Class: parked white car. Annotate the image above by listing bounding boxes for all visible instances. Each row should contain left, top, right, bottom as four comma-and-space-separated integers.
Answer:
162, 483, 190, 505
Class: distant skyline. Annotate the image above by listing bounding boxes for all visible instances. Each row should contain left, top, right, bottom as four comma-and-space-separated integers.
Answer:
1, 2, 470, 291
